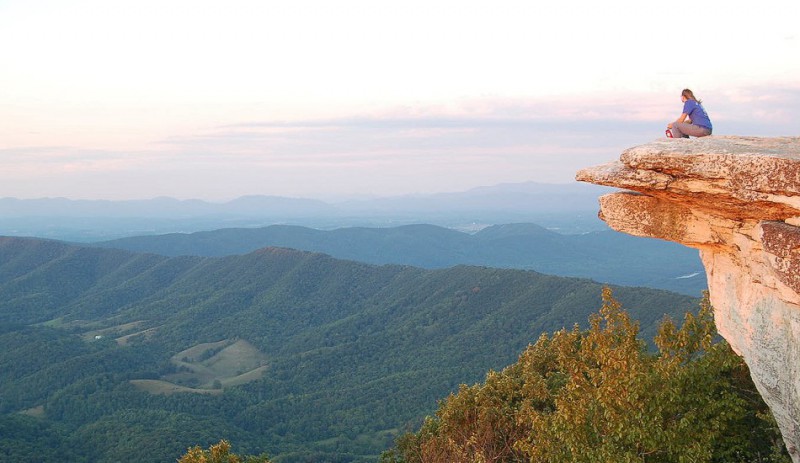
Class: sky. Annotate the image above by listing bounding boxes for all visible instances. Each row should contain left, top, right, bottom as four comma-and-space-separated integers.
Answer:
1, 0, 799, 201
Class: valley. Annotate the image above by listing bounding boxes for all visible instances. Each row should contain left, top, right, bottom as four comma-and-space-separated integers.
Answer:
0, 236, 699, 462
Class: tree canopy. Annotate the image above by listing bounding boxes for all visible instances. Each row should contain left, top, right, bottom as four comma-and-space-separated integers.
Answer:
178, 440, 272, 463
383, 289, 790, 463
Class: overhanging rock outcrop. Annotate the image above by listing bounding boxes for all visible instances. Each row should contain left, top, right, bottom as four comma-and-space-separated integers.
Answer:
577, 136, 800, 460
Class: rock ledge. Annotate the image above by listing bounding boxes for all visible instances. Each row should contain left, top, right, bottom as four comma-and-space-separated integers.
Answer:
577, 136, 800, 460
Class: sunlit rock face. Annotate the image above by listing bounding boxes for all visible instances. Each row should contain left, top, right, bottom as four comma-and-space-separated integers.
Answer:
577, 136, 800, 460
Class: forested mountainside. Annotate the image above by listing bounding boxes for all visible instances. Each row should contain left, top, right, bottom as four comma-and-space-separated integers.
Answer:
95, 223, 706, 296
0, 236, 698, 462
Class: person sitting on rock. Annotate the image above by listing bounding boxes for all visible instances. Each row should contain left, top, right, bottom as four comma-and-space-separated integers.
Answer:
666, 88, 713, 138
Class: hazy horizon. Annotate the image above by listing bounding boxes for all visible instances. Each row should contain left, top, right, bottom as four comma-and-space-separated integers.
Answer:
0, 179, 607, 203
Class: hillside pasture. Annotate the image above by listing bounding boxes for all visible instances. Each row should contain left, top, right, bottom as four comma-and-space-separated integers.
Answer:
143, 339, 271, 391
80, 320, 146, 341
130, 379, 223, 395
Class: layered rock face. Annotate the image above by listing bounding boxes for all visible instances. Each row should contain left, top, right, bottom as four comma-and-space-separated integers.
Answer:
577, 136, 800, 460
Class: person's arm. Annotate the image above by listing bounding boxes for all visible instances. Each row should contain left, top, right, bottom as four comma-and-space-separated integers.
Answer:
667, 113, 688, 129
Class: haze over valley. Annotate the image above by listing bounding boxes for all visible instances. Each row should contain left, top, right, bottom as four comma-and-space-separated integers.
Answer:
0, 182, 611, 241
1, 182, 706, 296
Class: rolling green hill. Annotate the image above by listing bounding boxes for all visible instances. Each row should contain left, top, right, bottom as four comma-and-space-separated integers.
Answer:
94, 223, 706, 296
0, 236, 699, 462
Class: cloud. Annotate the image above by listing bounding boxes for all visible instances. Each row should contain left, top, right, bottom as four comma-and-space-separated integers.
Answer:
152, 85, 800, 199
136, 106, 657, 199
163, 94, 677, 163
710, 84, 800, 135
2, 84, 797, 200
0, 146, 148, 173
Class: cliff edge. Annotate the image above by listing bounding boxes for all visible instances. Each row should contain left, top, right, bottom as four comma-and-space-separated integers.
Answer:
577, 136, 800, 460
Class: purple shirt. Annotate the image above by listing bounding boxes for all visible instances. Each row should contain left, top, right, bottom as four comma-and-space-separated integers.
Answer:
682, 100, 712, 131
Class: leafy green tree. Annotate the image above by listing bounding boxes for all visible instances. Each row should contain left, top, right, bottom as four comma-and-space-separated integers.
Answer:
386, 289, 790, 463
178, 440, 271, 463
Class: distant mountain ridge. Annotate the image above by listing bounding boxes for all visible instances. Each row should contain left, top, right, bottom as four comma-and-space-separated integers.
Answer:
0, 182, 611, 218
0, 182, 613, 241
95, 223, 707, 296
0, 236, 699, 462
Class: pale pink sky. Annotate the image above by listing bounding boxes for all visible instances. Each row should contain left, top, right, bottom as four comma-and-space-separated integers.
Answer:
1, 0, 798, 200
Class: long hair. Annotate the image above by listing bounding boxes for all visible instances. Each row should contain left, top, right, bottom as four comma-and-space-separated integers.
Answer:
682, 88, 702, 103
